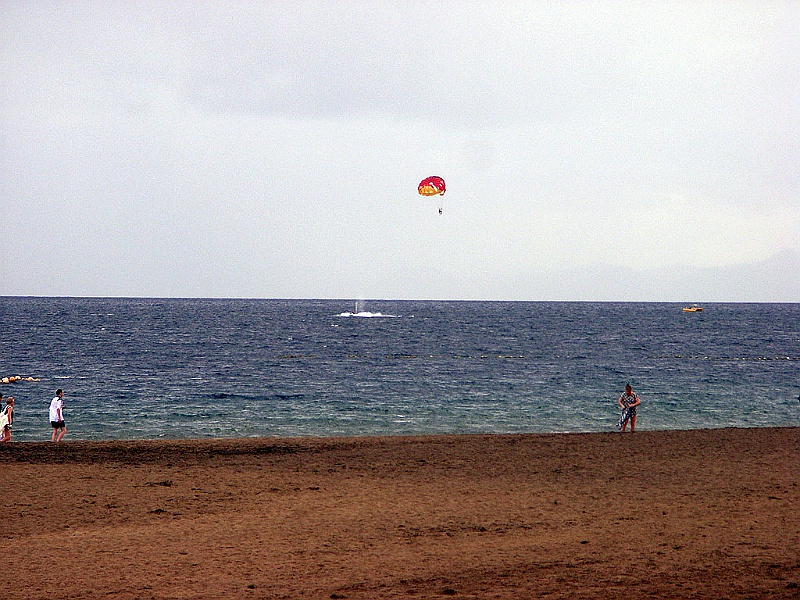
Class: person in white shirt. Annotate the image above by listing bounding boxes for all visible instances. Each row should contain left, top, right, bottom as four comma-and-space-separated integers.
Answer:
0, 396, 14, 442
49, 389, 66, 442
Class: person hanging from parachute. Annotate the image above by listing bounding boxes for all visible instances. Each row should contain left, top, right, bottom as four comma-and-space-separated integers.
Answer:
418, 176, 446, 215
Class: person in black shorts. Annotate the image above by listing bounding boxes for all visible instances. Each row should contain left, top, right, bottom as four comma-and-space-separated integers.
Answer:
49, 389, 66, 442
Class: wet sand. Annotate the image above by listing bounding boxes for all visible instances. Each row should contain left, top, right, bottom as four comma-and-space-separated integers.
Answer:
2, 428, 799, 599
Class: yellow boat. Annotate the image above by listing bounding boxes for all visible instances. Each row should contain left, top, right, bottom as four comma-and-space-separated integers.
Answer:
682, 305, 704, 313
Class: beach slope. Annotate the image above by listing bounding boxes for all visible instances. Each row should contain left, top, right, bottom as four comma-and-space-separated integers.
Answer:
2, 428, 799, 599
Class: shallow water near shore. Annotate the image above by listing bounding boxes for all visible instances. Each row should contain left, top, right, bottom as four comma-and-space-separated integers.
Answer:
1, 298, 798, 441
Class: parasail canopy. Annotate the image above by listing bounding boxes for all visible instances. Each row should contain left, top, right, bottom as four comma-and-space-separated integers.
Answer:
418, 176, 446, 197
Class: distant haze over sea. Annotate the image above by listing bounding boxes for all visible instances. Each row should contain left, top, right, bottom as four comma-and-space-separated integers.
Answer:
451, 249, 799, 303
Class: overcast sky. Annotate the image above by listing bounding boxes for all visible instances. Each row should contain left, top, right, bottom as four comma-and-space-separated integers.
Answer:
2, 1, 798, 301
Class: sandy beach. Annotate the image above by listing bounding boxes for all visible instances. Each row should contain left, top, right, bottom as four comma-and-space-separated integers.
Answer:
2, 428, 799, 599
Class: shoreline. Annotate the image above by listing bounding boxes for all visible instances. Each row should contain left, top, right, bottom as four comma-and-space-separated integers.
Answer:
3, 427, 799, 598
4, 423, 799, 448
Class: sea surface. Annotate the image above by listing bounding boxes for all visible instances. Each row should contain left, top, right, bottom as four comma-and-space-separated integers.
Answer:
1, 298, 798, 441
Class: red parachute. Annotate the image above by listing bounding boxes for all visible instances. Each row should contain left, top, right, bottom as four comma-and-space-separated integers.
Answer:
417, 176, 446, 197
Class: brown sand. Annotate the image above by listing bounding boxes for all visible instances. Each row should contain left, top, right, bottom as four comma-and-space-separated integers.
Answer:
2, 428, 799, 599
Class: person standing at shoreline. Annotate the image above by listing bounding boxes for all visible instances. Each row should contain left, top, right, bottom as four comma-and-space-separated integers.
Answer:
0, 396, 14, 442
617, 383, 641, 432
49, 389, 66, 442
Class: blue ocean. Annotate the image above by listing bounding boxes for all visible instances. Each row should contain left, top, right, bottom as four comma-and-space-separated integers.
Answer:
1, 297, 798, 441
